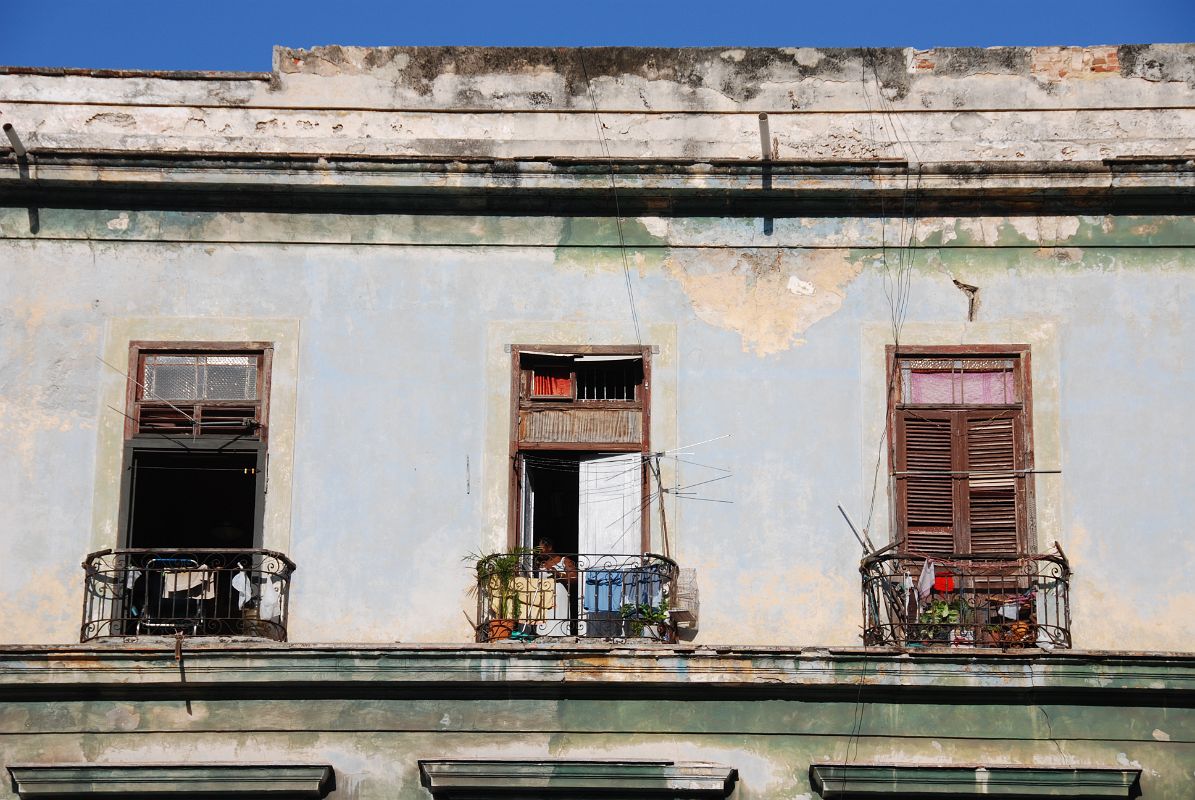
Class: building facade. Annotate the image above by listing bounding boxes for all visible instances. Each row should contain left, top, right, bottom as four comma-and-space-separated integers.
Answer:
1, 45, 1193, 798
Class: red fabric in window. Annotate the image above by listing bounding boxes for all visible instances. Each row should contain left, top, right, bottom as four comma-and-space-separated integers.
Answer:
533, 369, 571, 397
934, 574, 956, 592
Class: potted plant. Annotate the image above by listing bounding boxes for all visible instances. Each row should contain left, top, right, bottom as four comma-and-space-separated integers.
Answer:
619, 598, 670, 640
916, 596, 968, 643
468, 548, 533, 641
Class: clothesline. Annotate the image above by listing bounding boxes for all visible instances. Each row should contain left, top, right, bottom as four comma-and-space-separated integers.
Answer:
901, 549, 1063, 571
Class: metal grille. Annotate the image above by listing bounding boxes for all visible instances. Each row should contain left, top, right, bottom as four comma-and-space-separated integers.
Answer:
81, 548, 294, 641
576, 362, 639, 401
860, 548, 1070, 649
475, 552, 678, 642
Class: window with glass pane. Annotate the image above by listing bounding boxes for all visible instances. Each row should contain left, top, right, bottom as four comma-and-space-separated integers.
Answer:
143, 354, 258, 402
131, 348, 266, 439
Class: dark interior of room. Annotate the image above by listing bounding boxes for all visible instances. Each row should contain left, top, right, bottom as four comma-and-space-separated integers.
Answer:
126, 449, 257, 550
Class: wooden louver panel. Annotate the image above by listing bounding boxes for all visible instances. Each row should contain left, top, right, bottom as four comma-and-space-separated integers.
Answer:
965, 414, 1020, 554
900, 413, 955, 557
520, 408, 642, 445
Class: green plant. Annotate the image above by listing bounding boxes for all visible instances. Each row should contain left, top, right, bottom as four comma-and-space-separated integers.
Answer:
467, 548, 534, 621
917, 596, 968, 640
619, 598, 669, 637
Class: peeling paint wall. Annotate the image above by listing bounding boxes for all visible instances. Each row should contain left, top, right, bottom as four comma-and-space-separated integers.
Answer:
4, 44, 1195, 160
0, 647, 1192, 800
2, 46, 1195, 652
1, 208, 1193, 650
0, 701, 1189, 800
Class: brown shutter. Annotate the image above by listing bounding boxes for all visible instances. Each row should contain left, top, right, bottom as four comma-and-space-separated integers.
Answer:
962, 412, 1021, 554
896, 411, 956, 557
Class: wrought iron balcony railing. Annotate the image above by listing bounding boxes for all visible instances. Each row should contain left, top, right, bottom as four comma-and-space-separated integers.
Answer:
474, 552, 679, 642
81, 548, 295, 642
860, 546, 1071, 649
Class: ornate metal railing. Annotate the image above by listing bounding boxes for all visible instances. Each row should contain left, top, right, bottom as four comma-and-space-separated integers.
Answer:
474, 552, 679, 642
81, 548, 295, 642
860, 546, 1071, 649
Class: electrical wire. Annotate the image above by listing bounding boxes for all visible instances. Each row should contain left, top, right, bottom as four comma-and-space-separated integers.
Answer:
578, 49, 644, 346
841, 49, 926, 785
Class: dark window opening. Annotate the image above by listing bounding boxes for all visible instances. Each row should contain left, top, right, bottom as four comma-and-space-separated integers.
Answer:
522, 354, 643, 404
519, 451, 644, 556
576, 359, 642, 401
522, 455, 580, 555
127, 450, 258, 550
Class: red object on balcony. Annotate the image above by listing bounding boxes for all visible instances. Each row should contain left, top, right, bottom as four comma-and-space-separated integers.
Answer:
934, 574, 955, 592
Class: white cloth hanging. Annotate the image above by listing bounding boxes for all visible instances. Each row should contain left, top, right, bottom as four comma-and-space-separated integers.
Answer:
231, 570, 252, 610
916, 559, 936, 604
258, 574, 284, 622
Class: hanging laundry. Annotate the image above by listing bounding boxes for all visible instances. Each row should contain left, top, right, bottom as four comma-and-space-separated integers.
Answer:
161, 569, 214, 600
231, 570, 252, 610
903, 572, 918, 623
258, 574, 284, 622
916, 559, 936, 603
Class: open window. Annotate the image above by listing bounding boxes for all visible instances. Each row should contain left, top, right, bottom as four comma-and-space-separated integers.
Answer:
494, 346, 658, 640
95, 342, 286, 640
121, 343, 270, 550
510, 346, 650, 554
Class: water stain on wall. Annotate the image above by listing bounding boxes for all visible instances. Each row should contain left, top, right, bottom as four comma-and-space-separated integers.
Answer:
664, 248, 863, 355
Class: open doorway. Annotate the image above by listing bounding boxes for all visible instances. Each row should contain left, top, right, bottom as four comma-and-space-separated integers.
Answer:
520, 455, 580, 555
126, 449, 260, 550
519, 452, 644, 555
518, 451, 648, 637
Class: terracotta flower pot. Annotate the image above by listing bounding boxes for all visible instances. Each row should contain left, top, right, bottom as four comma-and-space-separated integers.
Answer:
486, 619, 516, 641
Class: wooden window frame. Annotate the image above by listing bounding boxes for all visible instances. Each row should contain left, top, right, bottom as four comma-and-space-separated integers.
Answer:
507, 344, 652, 552
886, 344, 1036, 556
124, 341, 273, 443
118, 341, 273, 549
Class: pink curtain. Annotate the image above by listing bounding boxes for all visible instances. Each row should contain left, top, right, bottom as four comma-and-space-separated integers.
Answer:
909, 370, 1014, 404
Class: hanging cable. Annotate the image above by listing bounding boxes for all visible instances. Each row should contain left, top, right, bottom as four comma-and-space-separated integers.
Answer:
578, 50, 644, 346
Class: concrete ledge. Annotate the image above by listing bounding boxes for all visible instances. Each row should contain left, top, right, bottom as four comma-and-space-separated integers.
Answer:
1, 645, 1194, 703
809, 765, 1142, 798
419, 760, 736, 798
6, 764, 334, 798
2, 154, 1192, 217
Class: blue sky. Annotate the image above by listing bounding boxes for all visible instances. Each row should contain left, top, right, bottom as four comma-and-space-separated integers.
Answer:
3, 0, 1193, 72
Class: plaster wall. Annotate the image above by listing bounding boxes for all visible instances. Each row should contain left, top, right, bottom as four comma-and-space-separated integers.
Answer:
0, 209, 1192, 651
0, 705, 1189, 800
2, 45, 1194, 162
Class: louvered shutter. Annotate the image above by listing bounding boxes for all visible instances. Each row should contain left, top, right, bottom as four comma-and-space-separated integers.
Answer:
962, 412, 1022, 554
896, 412, 956, 557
